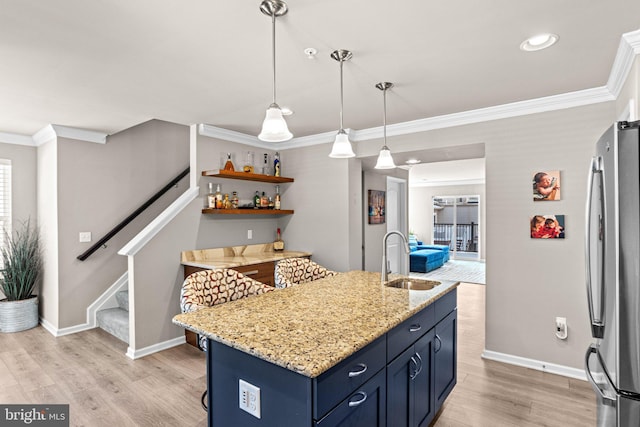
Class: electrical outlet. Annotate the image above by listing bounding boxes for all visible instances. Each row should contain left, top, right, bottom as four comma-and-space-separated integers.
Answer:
248, 229, 253, 240
79, 232, 92, 243
555, 317, 567, 340
239, 379, 261, 419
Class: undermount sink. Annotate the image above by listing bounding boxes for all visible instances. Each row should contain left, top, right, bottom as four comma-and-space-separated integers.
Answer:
385, 278, 441, 290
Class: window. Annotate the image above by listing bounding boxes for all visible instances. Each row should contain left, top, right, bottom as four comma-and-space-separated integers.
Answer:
0, 159, 11, 252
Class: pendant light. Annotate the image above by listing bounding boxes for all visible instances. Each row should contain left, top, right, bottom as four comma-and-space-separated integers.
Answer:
328, 49, 355, 158
258, 0, 293, 142
374, 82, 396, 169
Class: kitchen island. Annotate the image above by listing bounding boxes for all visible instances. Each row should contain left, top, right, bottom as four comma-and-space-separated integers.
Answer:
173, 270, 458, 427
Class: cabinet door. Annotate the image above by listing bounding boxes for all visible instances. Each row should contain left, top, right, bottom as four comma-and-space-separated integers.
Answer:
434, 309, 457, 412
413, 330, 435, 427
386, 330, 435, 427
386, 346, 414, 426
315, 369, 386, 427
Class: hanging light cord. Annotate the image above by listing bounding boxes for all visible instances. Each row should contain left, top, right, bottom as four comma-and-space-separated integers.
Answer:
382, 86, 388, 149
339, 58, 345, 131
271, 13, 277, 105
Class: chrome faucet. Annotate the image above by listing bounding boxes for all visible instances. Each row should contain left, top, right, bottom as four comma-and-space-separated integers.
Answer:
381, 231, 411, 284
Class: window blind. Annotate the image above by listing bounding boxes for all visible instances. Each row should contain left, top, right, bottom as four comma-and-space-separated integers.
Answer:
0, 159, 12, 253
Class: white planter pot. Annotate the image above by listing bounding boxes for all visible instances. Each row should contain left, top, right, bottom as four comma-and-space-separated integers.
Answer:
0, 296, 39, 333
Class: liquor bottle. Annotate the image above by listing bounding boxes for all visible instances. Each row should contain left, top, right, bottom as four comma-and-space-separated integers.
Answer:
273, 228, 285, 251
231, 191, 239, 209
223, 153, 235, 171
253, 191, 260, 209
207, 183, 216, 209
274, 185, 281, 210
274, 152, 281, 177
223, 194, 231, 209
215, 184, 223, 209
260, 191, 268, 208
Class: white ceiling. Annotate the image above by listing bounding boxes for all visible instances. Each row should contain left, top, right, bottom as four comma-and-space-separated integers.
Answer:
409, 158, 485, 187
1, 0, 639, 142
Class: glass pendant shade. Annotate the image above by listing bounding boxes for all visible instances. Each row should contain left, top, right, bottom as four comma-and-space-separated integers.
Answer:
258, 0, 292, 142
329, 130, 355, 158
375, 146, 396, 169
258, 104, 292, 142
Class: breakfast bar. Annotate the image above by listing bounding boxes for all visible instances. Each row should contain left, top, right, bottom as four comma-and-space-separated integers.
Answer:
173, 271, 458, 427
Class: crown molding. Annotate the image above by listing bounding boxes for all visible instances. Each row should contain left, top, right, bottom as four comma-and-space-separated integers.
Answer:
0, 131, 36, 146
32, 124, 58, 146
352, 86, 614, 142
607, 28, 640, 97
50, 124, 107, 144
198, 123, 272, 149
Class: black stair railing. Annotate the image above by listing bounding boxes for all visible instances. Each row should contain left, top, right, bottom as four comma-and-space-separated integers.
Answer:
77, 166, 190, 261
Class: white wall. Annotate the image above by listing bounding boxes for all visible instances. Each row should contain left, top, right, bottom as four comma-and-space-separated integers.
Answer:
409, 183, 486, 259
0, 143, 37, 300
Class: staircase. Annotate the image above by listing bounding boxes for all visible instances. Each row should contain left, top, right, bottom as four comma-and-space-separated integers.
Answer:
96, 290, 129, 343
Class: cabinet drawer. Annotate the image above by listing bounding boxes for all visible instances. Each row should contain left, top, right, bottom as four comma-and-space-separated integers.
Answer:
314, 335, 386, 420
434, 288, 456, 322
387, 304, 435, 361
315, 369, 387, 427
233, 262, 275, 286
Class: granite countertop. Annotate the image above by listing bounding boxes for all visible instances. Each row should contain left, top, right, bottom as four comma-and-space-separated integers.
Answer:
172, 270, 458, 378
181, 243, 312, 269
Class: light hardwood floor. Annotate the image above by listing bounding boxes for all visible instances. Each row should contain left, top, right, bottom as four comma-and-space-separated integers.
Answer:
0, 283, 595, 426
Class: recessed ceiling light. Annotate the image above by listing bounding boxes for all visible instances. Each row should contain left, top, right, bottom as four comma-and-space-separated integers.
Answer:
405, 158, 421, 165
520, 33, 558, 52
281, 107, 293, 115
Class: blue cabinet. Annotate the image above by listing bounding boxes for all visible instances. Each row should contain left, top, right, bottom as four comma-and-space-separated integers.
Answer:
205, 288, 457, 427
387, 329, 435, 427
434, 309, 457, 412
386, 289, 457, 427
315, 369, 387, 427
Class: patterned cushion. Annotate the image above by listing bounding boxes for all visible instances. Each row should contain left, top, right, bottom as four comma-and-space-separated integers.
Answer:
180, 269, 274, 314
274, 258, 338, 289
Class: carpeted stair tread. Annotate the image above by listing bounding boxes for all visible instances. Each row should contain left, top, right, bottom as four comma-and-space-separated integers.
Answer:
97, 307, 129, 344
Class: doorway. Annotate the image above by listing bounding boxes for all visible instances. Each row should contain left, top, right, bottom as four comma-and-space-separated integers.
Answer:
387, 177, 408, 275
432, 195, 480, 260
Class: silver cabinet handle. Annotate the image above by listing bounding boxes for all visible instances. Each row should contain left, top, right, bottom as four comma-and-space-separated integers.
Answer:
414, 352, 423, 377
409, 356, 418, 380
348, 391, 367, 407
242, 270, 259, 276
409, 324, 421, 332
348, 363, 367, 378
434, 334, 442, 353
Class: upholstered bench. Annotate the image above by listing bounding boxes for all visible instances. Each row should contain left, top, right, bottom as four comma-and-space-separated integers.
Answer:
409, 249, 446, 273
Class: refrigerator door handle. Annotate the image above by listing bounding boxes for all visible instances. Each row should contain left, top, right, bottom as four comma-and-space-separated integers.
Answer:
585, 156, 605, 338
585, 344, 616, 406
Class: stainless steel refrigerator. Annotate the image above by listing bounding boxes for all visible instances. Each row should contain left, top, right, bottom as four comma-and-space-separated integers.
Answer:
585, 120, 640, 426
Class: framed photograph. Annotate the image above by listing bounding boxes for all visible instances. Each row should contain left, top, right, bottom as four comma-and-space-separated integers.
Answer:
530, 214, 565, 239
532, 170, 561, 201
368, 190, 386, 224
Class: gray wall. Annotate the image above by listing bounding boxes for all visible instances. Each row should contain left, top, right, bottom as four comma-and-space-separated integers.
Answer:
45, 120, 189, 328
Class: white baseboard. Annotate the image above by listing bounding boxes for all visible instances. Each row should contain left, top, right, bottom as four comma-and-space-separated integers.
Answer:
40, 317, 94, 337
126, 336, 186, 360
481, 349, 587, 381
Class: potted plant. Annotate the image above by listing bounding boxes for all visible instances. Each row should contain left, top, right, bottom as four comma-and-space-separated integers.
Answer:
0, 220, 43, 333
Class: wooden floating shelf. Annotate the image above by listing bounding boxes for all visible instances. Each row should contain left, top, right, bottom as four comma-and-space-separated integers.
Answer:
201, 209, 294, 215
201, 169, 294, 184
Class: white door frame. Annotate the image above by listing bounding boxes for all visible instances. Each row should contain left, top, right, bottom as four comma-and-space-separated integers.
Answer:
386, 177, 408, 274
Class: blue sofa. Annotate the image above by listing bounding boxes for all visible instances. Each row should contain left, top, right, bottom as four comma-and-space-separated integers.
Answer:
408, 237, 449, 273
